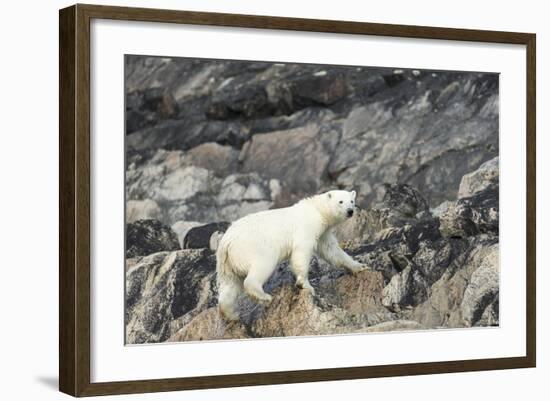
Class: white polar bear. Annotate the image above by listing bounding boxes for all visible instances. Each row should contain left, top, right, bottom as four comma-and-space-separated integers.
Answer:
216, 190, 366, 321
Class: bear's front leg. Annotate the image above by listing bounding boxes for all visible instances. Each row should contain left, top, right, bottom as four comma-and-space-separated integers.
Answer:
290, 247, 315, 296
318, 232, 368, 274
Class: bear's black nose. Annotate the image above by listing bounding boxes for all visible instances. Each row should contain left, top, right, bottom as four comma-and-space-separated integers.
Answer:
347, 209, 354, 217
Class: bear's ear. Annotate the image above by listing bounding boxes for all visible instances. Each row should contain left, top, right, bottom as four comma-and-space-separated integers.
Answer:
351, 190, 356, 199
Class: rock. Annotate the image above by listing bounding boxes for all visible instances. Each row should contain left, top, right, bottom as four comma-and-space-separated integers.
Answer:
125, 256, 143, 272
126, 58, 499, 213
126, 150, 221, 223
216, 173, 282, 221
328, 72, 498, 207
289, 71, 347, 107
209, 231, 225, 252
476, 296, 499, 327
458, 157, 499, 198
171, 221, 202, 248
126, 87, 179, 134
412, 239, 499, 328
126, 151, 282, 224
431, 200, 453, 218
183, 142, 239, 176
167, 307, 249, 342
252, 270, 389, 338
459, 244, 499, 326
126, 119, 250, 153
206, 84, 275, 120
126, 199, 163, 223
363, 320, 425, 333
183, 222, 231, 249
126, 219, 180, 258
439, 183, 498, 238
241, 123, 340, 196
125, 249, 217, 344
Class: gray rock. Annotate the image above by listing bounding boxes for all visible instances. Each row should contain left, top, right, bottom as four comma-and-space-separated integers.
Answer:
460, 244, 499, 326
241, 123, 340, 196
216, 173, 282, 221
458, 157, 499, 198
439, 183, 498, 238
183, 142, 239, 176
126, 87, 179, 134
126, 219, 180, 258
328, 73, 498, 208
126, 199, 163, 223
411, 239, 499, 328
126, 150, 281, 226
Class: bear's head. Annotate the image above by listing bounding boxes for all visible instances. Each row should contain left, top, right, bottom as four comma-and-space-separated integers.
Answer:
324, 190, 357, 224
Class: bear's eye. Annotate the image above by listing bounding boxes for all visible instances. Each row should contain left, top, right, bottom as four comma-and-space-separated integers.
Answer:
351, 200, 354, 204
339, 201, 343, 204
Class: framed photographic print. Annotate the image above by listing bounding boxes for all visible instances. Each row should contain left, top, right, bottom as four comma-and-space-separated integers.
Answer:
59, 4, 536, 397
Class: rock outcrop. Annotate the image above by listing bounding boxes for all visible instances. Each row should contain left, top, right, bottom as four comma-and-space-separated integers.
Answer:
126, 58, 499, 222
126, 219, 180, 258
125, 161, 499, 343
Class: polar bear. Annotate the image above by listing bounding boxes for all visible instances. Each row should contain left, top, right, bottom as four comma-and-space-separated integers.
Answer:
216, 190, 366, 321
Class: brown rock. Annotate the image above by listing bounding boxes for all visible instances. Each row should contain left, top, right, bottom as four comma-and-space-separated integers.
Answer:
167, 308, 249, 342
183, 142, 239, 176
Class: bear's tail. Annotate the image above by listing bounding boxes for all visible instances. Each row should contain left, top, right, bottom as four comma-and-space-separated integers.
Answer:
216, 234, 242, 321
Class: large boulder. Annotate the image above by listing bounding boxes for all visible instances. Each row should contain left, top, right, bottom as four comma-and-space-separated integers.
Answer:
126, 219, 180, 258
183, 222, 231, 249
439, 183, 498, 238
183, 142, 239, 176
240, 123, 340, 196
126, 150, 282, 224
458, 156, 499, 198
125, 249, 217, 343
411, 239, 499, 328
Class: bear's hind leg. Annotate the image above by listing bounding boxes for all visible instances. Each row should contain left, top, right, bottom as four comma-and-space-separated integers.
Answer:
218, 278, 242, 321
243, 263, 275, 304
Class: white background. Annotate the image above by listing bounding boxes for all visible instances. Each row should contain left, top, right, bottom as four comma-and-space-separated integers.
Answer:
0, 0, 546, 400
91, 19, 526, 382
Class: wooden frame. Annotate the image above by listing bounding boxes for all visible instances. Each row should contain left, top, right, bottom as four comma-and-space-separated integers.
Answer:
59, 3, 536, 397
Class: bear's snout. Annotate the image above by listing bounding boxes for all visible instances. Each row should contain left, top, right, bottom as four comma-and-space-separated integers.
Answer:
347, 208, 354, 218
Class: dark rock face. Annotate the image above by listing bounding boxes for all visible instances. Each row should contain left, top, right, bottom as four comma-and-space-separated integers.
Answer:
183, 222, 231, 249
126, 219, 180, 258
125, 57, 499, 223
439, 182, 499, 238
126, 88, 179, 134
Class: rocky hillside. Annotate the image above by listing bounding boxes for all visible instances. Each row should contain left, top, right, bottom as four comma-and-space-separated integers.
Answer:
125, 158, 499, 343
124, 56, 499, 343
125, 57, 498, 234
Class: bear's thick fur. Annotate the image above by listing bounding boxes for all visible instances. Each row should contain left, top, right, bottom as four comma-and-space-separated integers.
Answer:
216, 190, 366, 321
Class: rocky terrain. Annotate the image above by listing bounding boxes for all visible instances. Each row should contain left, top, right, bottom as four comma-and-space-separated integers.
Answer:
124, 56, 499, 343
